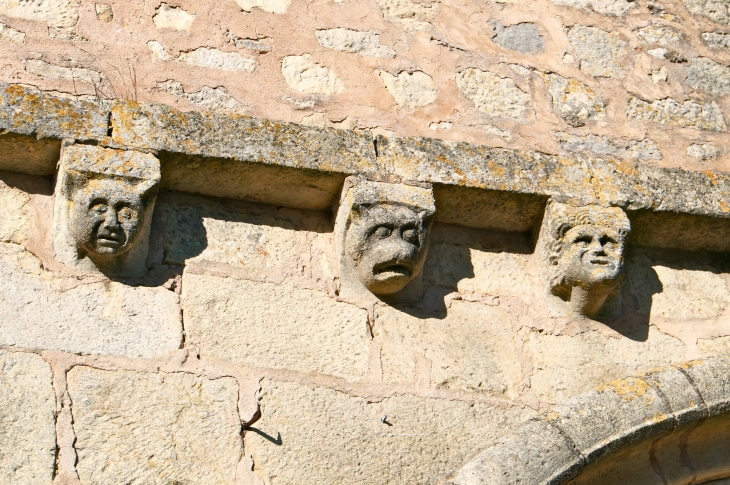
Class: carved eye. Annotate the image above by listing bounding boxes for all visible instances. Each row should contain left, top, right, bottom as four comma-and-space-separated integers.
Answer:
90, 203, 108, 215
373, 226, 392, 239
118, 206, 135, 221
600, 236, 617, 249
574, 235, 592, 246
402, 228, 418, 244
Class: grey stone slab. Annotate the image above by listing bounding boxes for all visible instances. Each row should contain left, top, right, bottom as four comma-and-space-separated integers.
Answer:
644, 366, 707, 426
446, 419, 583, 485
678, 356, 730, 416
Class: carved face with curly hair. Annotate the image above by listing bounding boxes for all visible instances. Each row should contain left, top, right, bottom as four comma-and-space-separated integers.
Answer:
544, 204, 631, 309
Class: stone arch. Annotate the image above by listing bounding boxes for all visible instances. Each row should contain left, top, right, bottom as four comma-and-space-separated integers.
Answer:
445, 356, 730, 485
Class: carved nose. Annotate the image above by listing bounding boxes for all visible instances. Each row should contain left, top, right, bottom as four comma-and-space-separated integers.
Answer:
102, 210, 120, 229
589, 240, 606, 254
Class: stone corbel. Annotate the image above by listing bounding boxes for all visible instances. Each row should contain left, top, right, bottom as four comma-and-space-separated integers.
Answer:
334, 176, 436, 306
52, 144, 161, 277
536, 200, 631, 319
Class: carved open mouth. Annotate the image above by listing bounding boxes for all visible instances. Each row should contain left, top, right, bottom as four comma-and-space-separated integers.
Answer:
589, 258, 610, 266
373, 260, 413, 278
97, 233, 123, 246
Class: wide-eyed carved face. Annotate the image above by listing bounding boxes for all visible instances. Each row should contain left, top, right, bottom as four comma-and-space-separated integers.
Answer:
346, 203, 430, 296
70, 179, 145, 257
558, 224, 625, 289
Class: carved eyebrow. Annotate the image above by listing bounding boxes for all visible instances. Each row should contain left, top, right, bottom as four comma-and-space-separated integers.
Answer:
88, 197, 109, 208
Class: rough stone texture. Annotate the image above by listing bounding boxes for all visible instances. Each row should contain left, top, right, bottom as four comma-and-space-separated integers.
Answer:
379, 70, 437, 109
684, 0, 730, 24
687, 57, 730, 95
282, 55, 344, 95
627, 96, 727, 132
456, 68, 532, 118
447, 419, 582, 485
643, 366, 705, 426
316, 28, 396, 58
550, 0, 637, 15
568, 25, 626, 78
24, 59, 101, 85
0, 0, 79, 29
520, 326, 687, 403
555, 132, 663, 160
0, 22, 25, 43
178, 47, 256, 73
153, 3, 195, 30
68, 367, 242, 485
0, 243, 182, 357
182, 271, 371, 380
492, 22, 544, 54
95, 3, 113, 22
677, 356, 730, 415
376, 301, 523, 397
0, 350, 55, 484
687, 143, 722, 160
157, 80, 244, 112
0, 180, 31, 245
376, 0, 438, 32
542, 73, 606, 126
246, 379, 533, 485
702, 31, 730, 48
636, 25, 682, 45
234, 0, 290, 13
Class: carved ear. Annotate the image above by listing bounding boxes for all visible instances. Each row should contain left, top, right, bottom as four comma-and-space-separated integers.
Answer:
137, 180, 160, 210
554, 222, 573, 240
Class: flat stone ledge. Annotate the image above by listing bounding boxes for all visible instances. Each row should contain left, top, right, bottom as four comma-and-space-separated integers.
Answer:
1, 83, 730, 249
444, 357, 730, 485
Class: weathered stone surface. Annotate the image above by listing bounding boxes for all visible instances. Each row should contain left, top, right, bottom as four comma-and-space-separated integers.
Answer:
0, 22, 26, 43
447, 419, 582, 485
182, 271, 371, 380
636, 25, 682, 45
246, 379, 533, 484
282, 55, 344, 95
457, 68, 532, 118
379, 70, 437, 108
0, 180, 31, 245
698, 335, 730, 355
68, 367, 241, 485
555, 132, 662, 160
687, 57, 730, 95
520, 326, 687, 403
0, 243, 182, 357
702, 31, 730, 48
550, 0, 637, 15
24, 59, 102, 84
568, 25, 626, 78
643, 366, 705, 426
627, 96, 727, 132
157, 80, 245, 112
178, 47, 256, 72
684, 0, 730, 24
316, 28, 396, 58
0, 0, 79, 29
492, 22, 544, 53
94, 3, 113, 22
153, 3, 195, 30
234, 0, 290, 13
376, 0, 438, 32
679, 356, 730, 415
542, 73, 606, 126
0, 350, 55, 484
453, 249, 536, 298
376, 301, 523, 397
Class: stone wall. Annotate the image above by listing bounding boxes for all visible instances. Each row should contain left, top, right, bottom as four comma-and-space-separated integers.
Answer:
1, 0, 730, 484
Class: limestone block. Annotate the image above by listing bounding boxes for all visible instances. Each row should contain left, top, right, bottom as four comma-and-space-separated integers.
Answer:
550, 0, 637, 15
698, 335, 730, 355
684, 0, 730, 24
703, 32, 730, 48
316, 28, 396, 58
282, 55, 344, 95
687, 143, 721, 160
457, 68, 532, 118
636, 25, 682, 45
246, 379, 533, 485
68, 367, 241, 485
376, 0, 439, 32
492, 22, 544, 54
153, 3, 195, 30
24, 60, 101, 85
675, 356, 730, 415
157, 80, 244, 112
627, 254, 730, 320
182, 272, 371, 380
0, 23, 25, 43
687, 57, 730, 95
0, 0, 79, 29
379, 70, 437, 109
542, 73, 606, 127
0, 179, 31, 245
0, 243, 182, 358
234, 0, 291, 14
376, 301, 523, 397
53, 145, 160, 277
568, 25, 626, 78
627, 96, 727, 132
520, 326, 687, 403
0, 350, 55, 484
178, 47, 256, 73
94, 3, 113, 22
555, 132, 662, 160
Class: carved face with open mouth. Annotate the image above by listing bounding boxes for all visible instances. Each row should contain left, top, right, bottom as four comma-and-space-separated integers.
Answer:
346, 203, 430, 296
71, 178, 145, 258
559, 224, 625, 289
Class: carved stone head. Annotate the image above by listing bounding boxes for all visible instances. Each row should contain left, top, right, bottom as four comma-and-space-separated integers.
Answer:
53, 145, 160, 276
538, 201, 631, 317
335, 178, 435, 301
